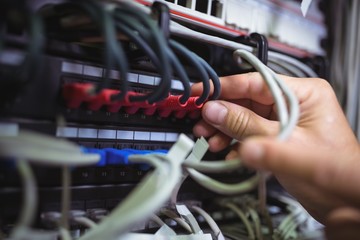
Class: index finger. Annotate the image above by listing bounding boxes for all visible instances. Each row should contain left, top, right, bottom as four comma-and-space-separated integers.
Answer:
191, 72, 303, 105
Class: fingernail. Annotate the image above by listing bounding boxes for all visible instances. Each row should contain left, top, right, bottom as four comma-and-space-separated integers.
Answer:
241, 141, 264, 167
204, 102, 228, 125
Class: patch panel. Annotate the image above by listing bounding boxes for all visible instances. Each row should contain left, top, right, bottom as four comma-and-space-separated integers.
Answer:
57, 126, 181, 143
61, 61, 187, 92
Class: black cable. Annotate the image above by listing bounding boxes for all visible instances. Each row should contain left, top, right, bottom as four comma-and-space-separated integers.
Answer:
18, 12, 44, 82
151, 1, 190, 103
166, 47, 191, 103
114, 7, 170, 103
197, 57, 221, 100
112, 13, 164, 102
169, 40, 210, 105
114, 4, 171, 103
76, 1, 129, 98
113, 12, 190, 103
102, 7, 128, 99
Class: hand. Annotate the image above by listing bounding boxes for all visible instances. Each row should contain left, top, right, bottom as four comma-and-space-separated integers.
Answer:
192, 72, 360, 224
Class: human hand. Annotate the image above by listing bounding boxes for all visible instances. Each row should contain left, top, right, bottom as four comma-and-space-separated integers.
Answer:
192, 72, 360, 224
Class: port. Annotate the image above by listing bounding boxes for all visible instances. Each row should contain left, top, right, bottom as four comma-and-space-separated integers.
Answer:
211, 0, 223, 18
195, 0, 209, 14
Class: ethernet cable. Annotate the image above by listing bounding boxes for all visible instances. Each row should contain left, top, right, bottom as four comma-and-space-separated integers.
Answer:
0, 130, 100, 239
174, 137, 259, 196
191, 206, 225, 240
9, 160, 37, 240
112, 11, 191, 103
188, 170, 261, 195
169, 40, 211, 105
114, 2, 172, 103
247, 206, 263, 240
70, 0, 129, 97
60, 167, 71, 232
222, 202, 255, 240
169, 21, 318, 78
0, 130, 100, 166
175, 204, 202, 234
59, 228, 72, 240
160, 209, 193, 233
78, 134, 194, 240
150, 214, 166, 227
23, 12, 44, 82
233, 49, 300, 141
183, 158, 242, 173
112, 8, 170, 102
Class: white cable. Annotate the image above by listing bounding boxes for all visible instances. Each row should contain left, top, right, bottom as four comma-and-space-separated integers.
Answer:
59, 228, 72, 240
150, 214, 166, 227
60, 167, 71, 231
78, 134, 194, 240
223, 203, 255, 240
187, 170, 260, 195
161, 209, 193, 233
183, 158, 242, 173
0, 131, 100, 166
234, 50, 289, 129
10, 160, 38, 239
247, 207, 263, 240
191, 206, 225, 240
170, 21, 318, 78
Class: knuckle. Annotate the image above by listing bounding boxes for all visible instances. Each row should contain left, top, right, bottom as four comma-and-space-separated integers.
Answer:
227, 110, 251, 139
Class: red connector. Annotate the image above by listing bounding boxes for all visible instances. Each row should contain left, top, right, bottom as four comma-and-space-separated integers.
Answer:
62, 83, 205, 119
62, 83, 94, 108
87, 88, 119, 111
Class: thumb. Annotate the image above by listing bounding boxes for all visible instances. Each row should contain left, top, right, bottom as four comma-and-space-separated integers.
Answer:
201, 101, 277, 140
239, 137, 317, 179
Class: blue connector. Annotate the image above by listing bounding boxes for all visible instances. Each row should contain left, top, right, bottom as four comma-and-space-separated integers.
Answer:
81, 147, 107, 166
81, 147, 168, 168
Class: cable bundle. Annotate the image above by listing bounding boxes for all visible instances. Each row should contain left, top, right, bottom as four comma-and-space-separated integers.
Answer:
46, 0, 220, 106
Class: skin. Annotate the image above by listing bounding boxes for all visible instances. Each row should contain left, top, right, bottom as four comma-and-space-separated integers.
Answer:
192, 73, 360, 238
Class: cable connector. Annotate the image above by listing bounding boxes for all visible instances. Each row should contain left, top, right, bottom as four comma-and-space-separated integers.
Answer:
184, 137, 209, 163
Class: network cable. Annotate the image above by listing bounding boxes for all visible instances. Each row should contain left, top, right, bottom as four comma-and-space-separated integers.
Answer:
9, 160, 37, 240
169, 40, 211, 105
222, 202, 256, 240
114, 2, 172, 103
71, 0, 129, 98
191, 206, 225, 240
77, 134, 194, 240
169, 21, 318, 78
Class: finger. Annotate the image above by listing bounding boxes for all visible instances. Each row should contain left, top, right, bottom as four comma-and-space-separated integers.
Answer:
207, 132, 232, 152
191, 79, 214, 97
192, 72, 307, 105
325, 207, 360, 240
193, 119, 218, 138
225, 142, 240, 160
201, 101, 278, 140
239, 136, 317, 178
229, 99, 275, 119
